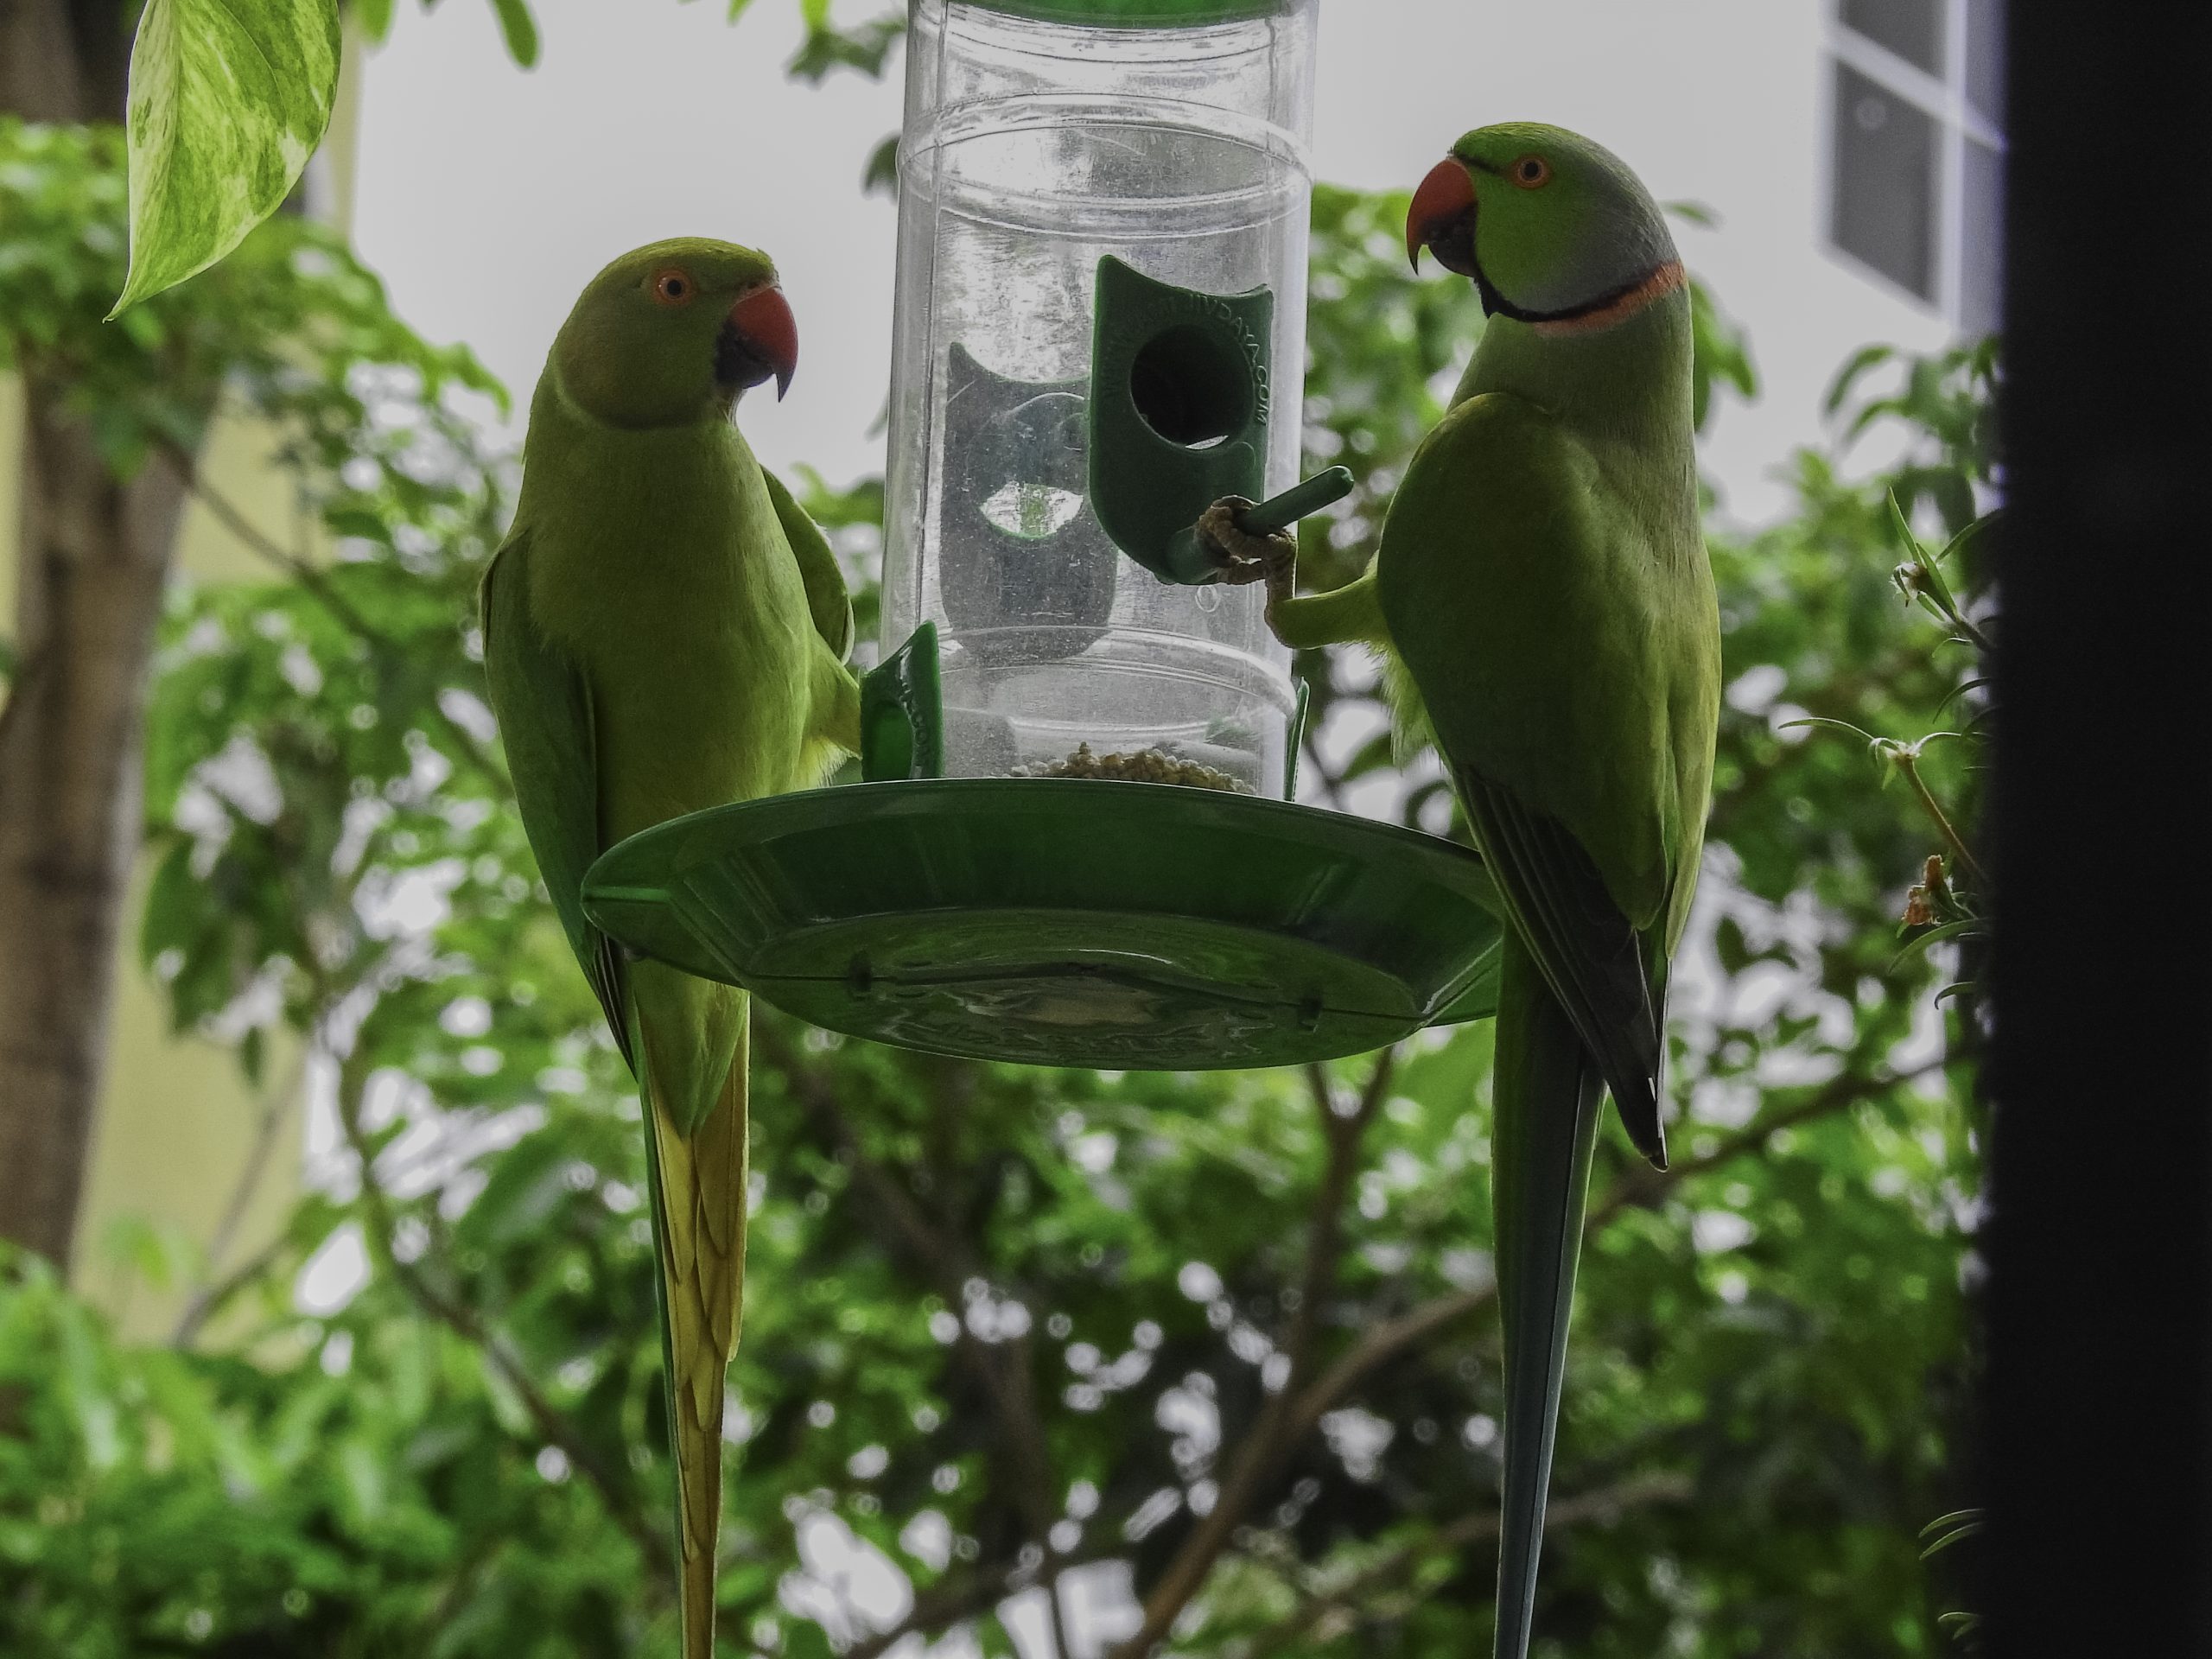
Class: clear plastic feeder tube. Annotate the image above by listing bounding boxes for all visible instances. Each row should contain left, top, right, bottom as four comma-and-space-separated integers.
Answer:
882, 0, 1319, 796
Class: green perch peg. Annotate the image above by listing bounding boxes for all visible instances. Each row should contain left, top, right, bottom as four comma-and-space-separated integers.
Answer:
1233, 466, 1355, 538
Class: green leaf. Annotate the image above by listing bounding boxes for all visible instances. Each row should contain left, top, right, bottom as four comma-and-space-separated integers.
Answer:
111, 0, 344, 316
787, 7, 905, 82
1823, 343, 1894, 418
1934, 509, 1998, 569
353, 0, 395, 40
1782, 715, 1879, 747
240, 1024, 268, 1087
1891, 918, 1982, 969
1918, 1507, 1985, 1539
487, 0, 539, 67
1688, 275, 1758, 434
1885, 491, 1925, 564
1919, 1509, 1985, 1558
861, 133, 898, 197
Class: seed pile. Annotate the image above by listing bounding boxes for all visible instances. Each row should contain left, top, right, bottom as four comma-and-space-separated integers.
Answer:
1012, 742, 1254, 794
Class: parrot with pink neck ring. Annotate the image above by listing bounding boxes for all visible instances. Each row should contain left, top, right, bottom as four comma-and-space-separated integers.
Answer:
1204, 124, 1719, 1658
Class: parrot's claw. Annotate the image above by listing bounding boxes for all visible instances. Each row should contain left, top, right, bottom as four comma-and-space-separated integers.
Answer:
1197, 498, 1298, 617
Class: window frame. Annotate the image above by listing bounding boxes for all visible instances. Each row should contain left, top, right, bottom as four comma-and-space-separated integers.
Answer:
1825, 0, 2006, 326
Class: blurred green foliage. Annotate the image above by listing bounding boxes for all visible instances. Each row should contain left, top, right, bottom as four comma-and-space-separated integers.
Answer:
0, 105, 1986, 1659
347, 0, 906, 80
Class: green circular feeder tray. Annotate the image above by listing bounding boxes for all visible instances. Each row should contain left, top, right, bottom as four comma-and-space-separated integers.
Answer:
581, 779, 1505, 1071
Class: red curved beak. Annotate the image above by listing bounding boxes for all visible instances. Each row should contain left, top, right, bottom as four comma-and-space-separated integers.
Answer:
728, 283, 798, 400
1407, 156, 1478, 276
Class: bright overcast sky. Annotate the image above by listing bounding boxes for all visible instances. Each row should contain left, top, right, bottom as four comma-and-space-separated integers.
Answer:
352, 0, 1949, 524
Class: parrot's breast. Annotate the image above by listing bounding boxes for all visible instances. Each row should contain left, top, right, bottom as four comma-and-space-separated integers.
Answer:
524, 413, 821, 845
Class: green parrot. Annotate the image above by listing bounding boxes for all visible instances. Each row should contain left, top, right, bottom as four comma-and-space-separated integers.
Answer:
480, 238, 861, 1659
1204, 124, 1718, 1658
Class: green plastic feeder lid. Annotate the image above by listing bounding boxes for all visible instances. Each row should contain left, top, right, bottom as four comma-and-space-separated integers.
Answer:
582, 779, 1505, 1072
963, 0, 1287, 25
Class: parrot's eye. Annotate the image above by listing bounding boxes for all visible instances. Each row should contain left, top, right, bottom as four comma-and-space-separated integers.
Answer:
651, 269, 696, 307
1512, 155, 1552, 189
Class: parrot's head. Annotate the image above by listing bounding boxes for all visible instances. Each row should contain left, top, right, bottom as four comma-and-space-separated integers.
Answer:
1406, 124, 1681, 329
551, 237, 798, 428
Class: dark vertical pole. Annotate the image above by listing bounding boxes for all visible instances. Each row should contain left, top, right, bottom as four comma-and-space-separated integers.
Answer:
1986, 2, 2212, 1650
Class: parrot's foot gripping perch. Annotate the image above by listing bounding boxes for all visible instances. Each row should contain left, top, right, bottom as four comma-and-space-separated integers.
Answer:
1192, 467, 1354, 626
1198, 495, 1300, 621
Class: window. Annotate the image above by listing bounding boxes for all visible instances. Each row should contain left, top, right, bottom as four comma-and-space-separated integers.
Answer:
1827, 0, 2005, 332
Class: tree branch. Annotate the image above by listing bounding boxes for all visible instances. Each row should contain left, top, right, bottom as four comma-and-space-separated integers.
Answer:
840, 1541, 1111, 1659
169, 1042, 310, 1347
328, 1047, 668, 1573
842, 1566, 1020, 1659
1104, 1047, 1395, 1659
1292, 1055, 1946, 1446
160, 439, 507, 787
165, 1228, 290, 1350
1107, 1055, 1935, 1656
1892, 747, 1987, 883
1587, 1055, 1946, 1229
1243, 1470, 1694, 1657
757, 1020, 1062, 1537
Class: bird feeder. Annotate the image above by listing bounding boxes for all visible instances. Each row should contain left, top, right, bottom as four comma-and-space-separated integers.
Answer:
581, 0, 1506, 1070
882, 0, 1319, 793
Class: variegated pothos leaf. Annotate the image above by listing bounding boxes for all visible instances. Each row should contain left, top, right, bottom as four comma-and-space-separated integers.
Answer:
110, 0, 343, 317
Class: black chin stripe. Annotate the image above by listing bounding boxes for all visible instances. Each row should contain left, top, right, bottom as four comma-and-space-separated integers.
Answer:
715, 321, 771, 392
1474, 263, 1673, 326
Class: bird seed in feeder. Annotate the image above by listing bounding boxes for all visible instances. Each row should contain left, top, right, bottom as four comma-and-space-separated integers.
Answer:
1011, 742, 1254, 794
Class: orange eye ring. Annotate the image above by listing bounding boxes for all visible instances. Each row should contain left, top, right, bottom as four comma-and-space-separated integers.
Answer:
651, 268, 696, 306
1511, 155, 1552, 189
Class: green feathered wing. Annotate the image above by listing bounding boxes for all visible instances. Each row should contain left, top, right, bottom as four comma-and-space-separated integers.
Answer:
764, 466, 855, 665
480, 531, 628, 1060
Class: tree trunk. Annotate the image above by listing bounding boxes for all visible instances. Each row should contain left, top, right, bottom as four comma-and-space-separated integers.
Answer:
0, 0, 129, 124
0, 0, 179, 1271
0, 393, 185, 1268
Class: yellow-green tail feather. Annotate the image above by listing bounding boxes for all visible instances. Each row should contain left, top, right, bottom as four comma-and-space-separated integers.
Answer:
1491, 934, 1603, 1659
636, 994, 750, 1659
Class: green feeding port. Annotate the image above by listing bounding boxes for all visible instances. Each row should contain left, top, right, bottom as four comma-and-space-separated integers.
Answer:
1089, 257, 1273, 586
1133, 327, 1251, 448
575, 0, 1510, 1074
858, 622, 944, 783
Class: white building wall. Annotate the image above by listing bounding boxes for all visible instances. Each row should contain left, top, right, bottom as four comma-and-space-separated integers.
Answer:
351, 0, 1955, 531
1316, 0, 1955, 525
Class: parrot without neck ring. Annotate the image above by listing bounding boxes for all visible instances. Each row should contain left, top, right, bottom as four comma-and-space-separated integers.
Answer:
481, 237, 861, 1659
1204, 123, 1719, 1659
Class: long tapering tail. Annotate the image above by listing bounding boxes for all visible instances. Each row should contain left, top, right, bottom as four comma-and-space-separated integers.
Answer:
638, 995, 750, 1659
1490, 934, 1604, 1659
